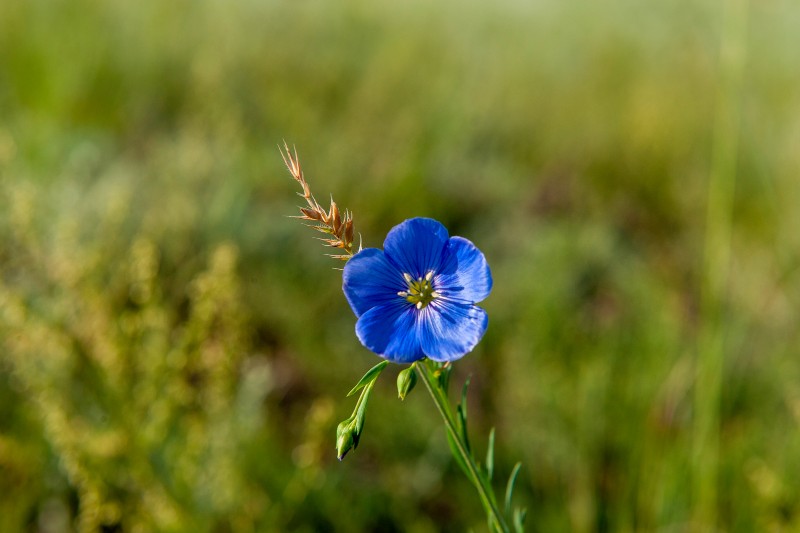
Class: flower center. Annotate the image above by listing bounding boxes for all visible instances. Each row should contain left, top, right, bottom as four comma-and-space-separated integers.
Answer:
398, 271, 439, 310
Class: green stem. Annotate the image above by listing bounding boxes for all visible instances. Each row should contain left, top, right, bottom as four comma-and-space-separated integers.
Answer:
416, 360, 510, 533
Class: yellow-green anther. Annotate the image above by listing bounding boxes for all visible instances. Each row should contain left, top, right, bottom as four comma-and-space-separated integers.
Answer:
400, 271, 438, 309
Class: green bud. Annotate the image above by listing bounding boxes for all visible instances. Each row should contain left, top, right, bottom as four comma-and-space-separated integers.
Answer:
336, 362, 384, 460
397, 365, 418, 401
336, 419, 359, 461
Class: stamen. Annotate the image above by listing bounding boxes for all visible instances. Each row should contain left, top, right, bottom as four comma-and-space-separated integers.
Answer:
399, 270, 439, 309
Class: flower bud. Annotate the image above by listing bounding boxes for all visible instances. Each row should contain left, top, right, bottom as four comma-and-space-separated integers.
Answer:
397, 365, 418, 401
336, 419, 359, 460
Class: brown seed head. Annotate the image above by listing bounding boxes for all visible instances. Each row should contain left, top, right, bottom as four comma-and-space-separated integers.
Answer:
299, 207, 322, 221
344, 219, 354, 245
330, 202, 341, 233
281, 142, 357, 261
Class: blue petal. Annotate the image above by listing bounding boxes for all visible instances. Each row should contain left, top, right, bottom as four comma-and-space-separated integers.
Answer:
355, 302, 424, 363
419, 301, 488, 362
383, 218, 449, 279
434, 236, 493, 304
343, 248, 406, 317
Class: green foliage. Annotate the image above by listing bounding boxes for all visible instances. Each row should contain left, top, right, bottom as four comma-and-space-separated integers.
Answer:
347, 361, 390, 398
2, 0, 800, 531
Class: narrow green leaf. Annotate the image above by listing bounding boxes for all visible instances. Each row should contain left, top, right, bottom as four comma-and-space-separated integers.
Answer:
461, 376, 471, 421
353, 379, 377, 434
486, 428, 495, 482
445, 429, 472, 480
456, 404, 471, 454
513, 507, 527, 532
505, 462, 522, 513
457, 377, 471, 452
347, 360, 389, 397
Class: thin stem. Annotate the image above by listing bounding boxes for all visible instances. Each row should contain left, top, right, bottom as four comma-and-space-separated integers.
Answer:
416, 360, 510, 533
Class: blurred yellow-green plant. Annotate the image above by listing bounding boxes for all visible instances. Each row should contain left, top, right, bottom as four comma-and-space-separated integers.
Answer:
2, 0, 800, 531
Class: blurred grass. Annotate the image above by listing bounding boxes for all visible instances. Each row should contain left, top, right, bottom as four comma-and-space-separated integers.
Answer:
1, 0, 800, 531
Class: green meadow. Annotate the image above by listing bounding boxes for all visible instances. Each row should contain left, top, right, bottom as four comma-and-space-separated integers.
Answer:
2, 0, 800, 531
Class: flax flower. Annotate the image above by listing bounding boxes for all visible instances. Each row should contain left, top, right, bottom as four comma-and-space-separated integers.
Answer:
343, 218, 492, 363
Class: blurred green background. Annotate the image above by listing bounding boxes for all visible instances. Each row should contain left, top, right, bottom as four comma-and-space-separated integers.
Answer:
2, 0, 800, 531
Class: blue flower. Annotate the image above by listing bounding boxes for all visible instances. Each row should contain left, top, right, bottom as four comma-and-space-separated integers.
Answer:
343, 217, 492, 363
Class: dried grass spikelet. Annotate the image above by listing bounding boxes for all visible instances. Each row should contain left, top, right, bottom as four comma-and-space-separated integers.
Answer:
281, 142, 358, 261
